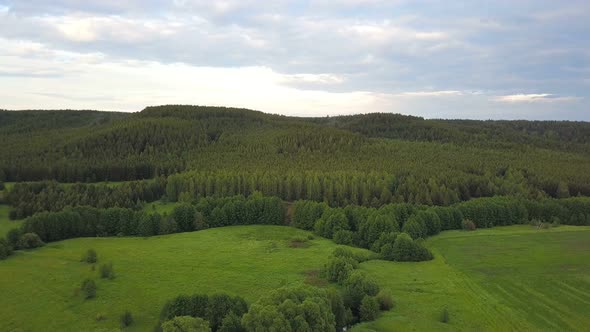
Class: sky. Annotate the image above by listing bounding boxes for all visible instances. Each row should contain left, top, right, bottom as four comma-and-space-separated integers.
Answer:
0, 0, 588, 120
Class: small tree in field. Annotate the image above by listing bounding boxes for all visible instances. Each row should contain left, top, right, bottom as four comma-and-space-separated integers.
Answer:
120, 310, 134, 328
359, 296, 380, 322
439, 307, 449, 323
99, 262, 115, 279
81, 279, 96, 299
82, 249, 98, 263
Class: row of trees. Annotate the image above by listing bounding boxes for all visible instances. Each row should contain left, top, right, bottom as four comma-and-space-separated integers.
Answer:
0, 193, 284, 257
165, 168, 564, 208
7, 179, 166, 219
291, 196, 590, 258
159, 293, 248, 331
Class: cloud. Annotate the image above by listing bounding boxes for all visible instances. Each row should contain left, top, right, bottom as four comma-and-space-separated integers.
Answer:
0, 0, 589, 120
492, 94, 582, 103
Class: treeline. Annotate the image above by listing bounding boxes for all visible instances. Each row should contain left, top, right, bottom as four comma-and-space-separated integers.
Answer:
311, 112, 590, 153
165, 168, 567, 208
291, 196, 590, 260
3, 193, 284, 248
6, 179, 166, 219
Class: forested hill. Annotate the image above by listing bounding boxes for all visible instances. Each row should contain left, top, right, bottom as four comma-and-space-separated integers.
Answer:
1, 105, 590, 203
308, 113, 590, 152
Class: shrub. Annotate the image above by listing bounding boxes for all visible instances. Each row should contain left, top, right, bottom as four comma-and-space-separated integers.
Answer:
375, 291, 394, 311
332, 247, 354, 259
461, 219, 476, 231
162, 316, 211, 332
218, 312, 245, 332
359, 296, 380, 322
82, 249, 98, 263
0, 238, 13, 260
550, 216, 561, 227
18, 233, 44, 249
99, 262, 115, 279
342, 271, 380, 317
333, 230, 354, 245
325, 257, 355, 284
6, 228, 21, 248
439, 307, 449, 323
390, 233, 433, 262
120, 310, 133, 328
81, 279, 96, 299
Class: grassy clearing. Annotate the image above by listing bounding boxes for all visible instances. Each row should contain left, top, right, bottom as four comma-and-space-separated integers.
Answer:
0, 204, 20, 237
0, 225, 367, 331
142, 200, 180, 215
353, 225, 590, 331
1, 223, 588, 331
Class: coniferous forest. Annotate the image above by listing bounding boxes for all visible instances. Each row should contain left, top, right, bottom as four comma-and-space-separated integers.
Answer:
1, 105, 590, 331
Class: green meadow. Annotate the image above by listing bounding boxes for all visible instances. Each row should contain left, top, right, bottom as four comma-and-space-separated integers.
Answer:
0, 224, 589, 331
354, 225, 590, 331
0, 226, 365, 331
0, 204, 20, 237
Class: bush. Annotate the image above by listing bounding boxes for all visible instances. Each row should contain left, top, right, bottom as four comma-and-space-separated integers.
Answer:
81, 279, 96, 299
390, 233, 433, 262
99, 262, 115, 279
162, 316, 211, 332
359, 296, 380, 322
6, 228, 21, 249
342, 271, 380, 317
325, 257, 355, 284
82, 249, 98, 263
461, 219, 476, 231
375, 291, 394, 311
120, 310, 133, 328
439, 307, 449, 323
0, 238, 13, 260
333, 230, 354, 245
18, 233, 44, 249
218, 312, 245, 332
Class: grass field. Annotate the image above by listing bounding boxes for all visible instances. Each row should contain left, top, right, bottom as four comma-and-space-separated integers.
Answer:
1, 224, 589, 331
0, 225, 365, 331
0, 204, 20, 237
353, 225, 590, 331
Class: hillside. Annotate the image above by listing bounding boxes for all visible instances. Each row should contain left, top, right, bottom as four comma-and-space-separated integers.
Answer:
1, 105, 590, 200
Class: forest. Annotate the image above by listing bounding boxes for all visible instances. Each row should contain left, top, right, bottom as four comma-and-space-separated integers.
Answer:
1, 105, 590, 331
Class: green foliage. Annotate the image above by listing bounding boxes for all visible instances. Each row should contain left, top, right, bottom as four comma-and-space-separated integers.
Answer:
82, 249, 98, 263
333, 229, 354, 245
99, 262, 115, 279
218, 312, 245, 332
324, 256, 355, 284
81, 278, 96, 299
173, 204, 197, 233
359, 296, 380, 322
162, 316, 211, 332
375, 291, 394, 311
390, 233, 433, 262
160, 293, 247, 331
17, 232, 44, 249
0, 238, 13, 259
439, 307, 450, 323
241, 286, 335, 332
120, 310, 133, 328
342, 270, 380, 318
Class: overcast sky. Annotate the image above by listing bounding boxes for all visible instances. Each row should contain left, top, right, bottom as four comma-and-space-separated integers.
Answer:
0, 0, 588, 120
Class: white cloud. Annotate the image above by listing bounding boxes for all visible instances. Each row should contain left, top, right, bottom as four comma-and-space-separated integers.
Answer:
396, 90, 463, 97
492, 94, 581, 103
